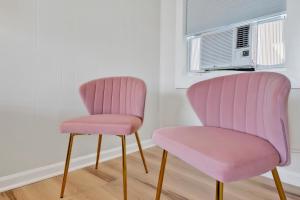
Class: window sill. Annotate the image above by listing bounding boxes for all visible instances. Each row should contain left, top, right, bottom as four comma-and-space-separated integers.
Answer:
175, 68, 300, 89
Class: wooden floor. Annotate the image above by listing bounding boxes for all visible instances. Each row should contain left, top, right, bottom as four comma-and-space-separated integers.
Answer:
1, 147, 300, 200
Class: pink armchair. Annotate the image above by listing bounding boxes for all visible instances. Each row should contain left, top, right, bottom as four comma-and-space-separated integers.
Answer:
59, 77, 148, 200
153, 72, 291, 200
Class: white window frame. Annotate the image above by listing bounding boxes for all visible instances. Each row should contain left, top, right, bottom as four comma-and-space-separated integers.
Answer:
174, 0, 300, 89
187, 14, 286, 73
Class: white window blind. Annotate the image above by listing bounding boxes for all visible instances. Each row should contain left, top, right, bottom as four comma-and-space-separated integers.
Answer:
257, 19, 285, 68
186, 0, 286, 35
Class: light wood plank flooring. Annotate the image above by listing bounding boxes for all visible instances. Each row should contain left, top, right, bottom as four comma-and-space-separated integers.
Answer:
1, 147, 300, 200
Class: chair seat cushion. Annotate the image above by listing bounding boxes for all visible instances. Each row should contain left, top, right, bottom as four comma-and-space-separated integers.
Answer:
153, 126, 280, 182
60, 114, 142, 135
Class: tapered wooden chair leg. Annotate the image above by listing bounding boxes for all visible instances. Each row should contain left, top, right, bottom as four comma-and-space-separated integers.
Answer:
95, 134, 102, 169
121, 136, 127, 200
272, 168, 287, 200
135, 132, 149, 173
215, 181, 224, 200
60, 134, 75, 198
155, 150, 168, 200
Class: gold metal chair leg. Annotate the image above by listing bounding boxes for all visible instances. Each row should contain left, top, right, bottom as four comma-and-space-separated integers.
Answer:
215, 181, 219, 200
272, 168, 287, 200
215, 181, 224, 200
60, 134, 75, 198
95, 134, 102, 169
155, 150, 168, 200
121, 135, 127, 200
134, 132, 149, 173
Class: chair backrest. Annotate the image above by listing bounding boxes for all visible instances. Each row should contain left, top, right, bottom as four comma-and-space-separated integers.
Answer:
187, 72, 291, 166
80, 77, 147, 120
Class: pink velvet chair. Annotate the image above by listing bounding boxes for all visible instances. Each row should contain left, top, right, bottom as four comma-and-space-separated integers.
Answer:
153, 72, 291, 200
59, 77, 148, 200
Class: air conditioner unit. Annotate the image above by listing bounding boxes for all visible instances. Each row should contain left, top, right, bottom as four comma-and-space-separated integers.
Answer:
199, 24, 257, 71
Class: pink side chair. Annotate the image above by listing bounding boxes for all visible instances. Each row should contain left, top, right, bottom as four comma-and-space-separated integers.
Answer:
153, 72, 291, 200
59, 77, 148, 200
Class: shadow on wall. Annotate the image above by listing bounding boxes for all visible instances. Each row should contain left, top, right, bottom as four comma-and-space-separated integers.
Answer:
288, 90, 300, 151
159, 90, 200, 127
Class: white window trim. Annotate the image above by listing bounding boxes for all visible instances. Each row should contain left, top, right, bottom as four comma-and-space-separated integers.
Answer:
174, 0, 300, 89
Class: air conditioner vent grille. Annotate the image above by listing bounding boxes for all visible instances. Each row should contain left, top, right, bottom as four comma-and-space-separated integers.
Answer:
236, 25, 250, 48
200, 29, 234, 68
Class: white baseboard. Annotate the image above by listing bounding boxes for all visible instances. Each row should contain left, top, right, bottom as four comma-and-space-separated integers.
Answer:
0, 139, 155, 193
262, 168, 300, 187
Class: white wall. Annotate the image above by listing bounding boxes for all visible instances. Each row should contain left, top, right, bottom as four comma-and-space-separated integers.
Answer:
159, 0, 199, 127
284, 0, 300, 175
286, 0, 300, 77
0, 0, 160, 177
1, 0, 300, 189
160, 0, 300, 186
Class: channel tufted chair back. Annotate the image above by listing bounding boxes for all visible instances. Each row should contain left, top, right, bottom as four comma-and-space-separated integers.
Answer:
79, 76, 147, 120
187, 72, 291, 166
60, 76, 149, 200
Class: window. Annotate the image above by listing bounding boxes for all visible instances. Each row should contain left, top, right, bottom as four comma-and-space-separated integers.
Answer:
257, 19, 285, 68
187, 14, 286, 72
